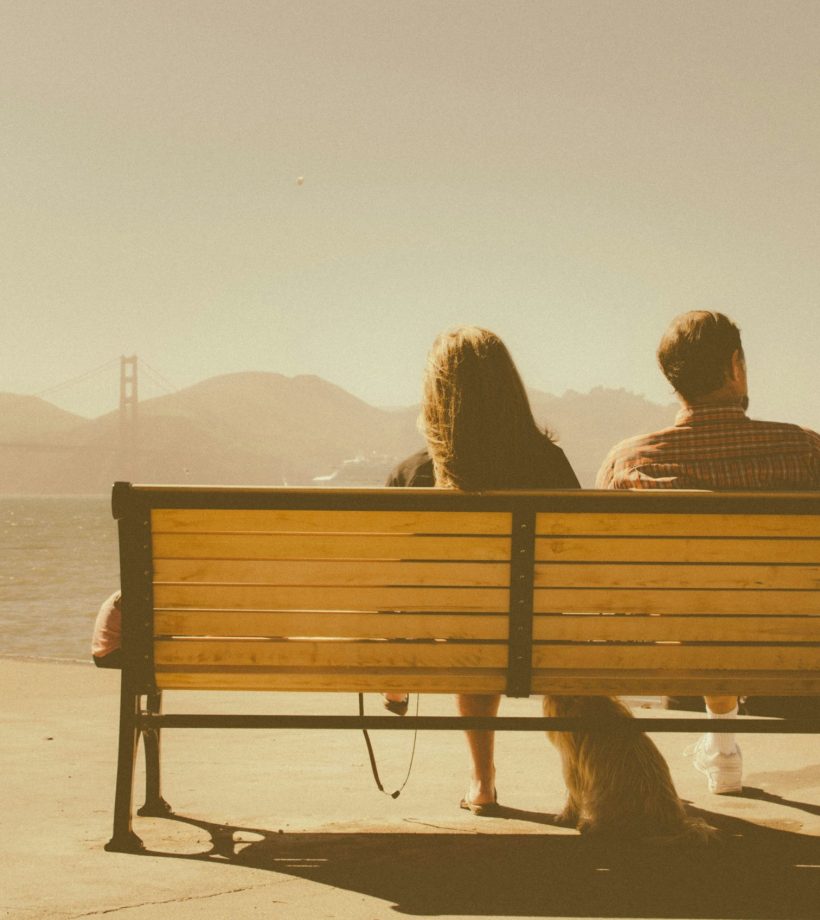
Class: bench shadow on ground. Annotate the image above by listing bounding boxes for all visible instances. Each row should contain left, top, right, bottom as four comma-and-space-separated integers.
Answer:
138, 793, 820, 919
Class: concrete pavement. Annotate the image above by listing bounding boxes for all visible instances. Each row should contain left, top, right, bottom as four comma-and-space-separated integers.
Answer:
1, 658, 818, 919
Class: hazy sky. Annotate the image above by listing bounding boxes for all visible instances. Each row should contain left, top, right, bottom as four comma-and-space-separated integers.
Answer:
2, 1, 818, 428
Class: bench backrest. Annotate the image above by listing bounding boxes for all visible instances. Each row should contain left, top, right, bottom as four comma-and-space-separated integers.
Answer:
112, 483, 820, 698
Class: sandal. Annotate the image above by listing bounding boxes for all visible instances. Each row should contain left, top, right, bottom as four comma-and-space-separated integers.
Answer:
382, 693, 409, 716
459, 788, 500, 816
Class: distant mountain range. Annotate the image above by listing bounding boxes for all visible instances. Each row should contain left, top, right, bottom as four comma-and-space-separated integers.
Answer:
0, 373, 676, 493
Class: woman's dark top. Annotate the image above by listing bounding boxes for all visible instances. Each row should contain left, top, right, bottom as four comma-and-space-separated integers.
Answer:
385, 442, 580, 489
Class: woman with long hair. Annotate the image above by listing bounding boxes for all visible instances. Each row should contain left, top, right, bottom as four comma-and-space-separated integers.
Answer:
385, 326, 579, 813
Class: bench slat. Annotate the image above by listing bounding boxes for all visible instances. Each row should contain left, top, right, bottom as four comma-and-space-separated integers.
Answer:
532, 644, 819, 670
536, 536, 820, 564
153, 583, 509, 612
152, 508, 512, 535
154, 609, 509, 640
155, 612, 820, 643
153, 532, 511, 561
536, 512, 820, 538
534, 588, 820, 615
152, 636, 818, 673
154, 638, 507, 668
152, 667, 820, 695
153, 559, 510, 587
533, 613, 820, 642
154, 668, 507, 693
530, 669, 820, 695
534, 563, 820, 591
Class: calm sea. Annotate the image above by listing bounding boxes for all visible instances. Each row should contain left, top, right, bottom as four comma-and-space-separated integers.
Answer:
0, 496, 119, 661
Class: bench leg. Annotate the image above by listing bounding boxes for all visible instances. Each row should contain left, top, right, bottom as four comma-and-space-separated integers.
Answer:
105, 677, 145, 853
138, 690, 173, 818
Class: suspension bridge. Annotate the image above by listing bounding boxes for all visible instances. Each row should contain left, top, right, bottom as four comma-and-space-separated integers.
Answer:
3, 356, 176, 455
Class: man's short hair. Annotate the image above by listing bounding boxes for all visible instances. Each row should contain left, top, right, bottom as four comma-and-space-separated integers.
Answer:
657, 311, 743, 402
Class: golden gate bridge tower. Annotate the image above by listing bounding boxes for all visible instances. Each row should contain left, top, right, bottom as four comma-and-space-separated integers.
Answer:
118, 355, 138, 479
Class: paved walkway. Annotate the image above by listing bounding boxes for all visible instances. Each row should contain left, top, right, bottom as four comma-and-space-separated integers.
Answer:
2, 658, 818, 919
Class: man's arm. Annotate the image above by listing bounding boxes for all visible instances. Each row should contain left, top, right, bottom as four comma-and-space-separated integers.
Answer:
595, 448, 617, 490
805, 427, 820, 488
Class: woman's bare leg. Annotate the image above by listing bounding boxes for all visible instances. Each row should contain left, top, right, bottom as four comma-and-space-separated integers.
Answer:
457, 693, 501, 804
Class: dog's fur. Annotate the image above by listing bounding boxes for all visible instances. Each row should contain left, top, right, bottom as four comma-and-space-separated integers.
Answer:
543, 695, 717, 843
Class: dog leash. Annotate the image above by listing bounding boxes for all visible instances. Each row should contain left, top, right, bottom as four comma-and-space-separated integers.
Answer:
358, 693, 419, 799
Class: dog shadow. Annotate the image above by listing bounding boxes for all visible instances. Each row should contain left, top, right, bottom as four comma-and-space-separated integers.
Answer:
135, 804, 820, 919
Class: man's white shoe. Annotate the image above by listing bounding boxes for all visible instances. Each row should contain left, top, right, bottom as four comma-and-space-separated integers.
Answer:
686, 735, 743, 794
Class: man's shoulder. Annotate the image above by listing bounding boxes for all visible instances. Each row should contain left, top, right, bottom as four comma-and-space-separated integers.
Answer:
603, 425, 678, 459
739, 416, 820, 457
595, 425, 680, 489
385, 449, 435, 487
749, 416, 820, 439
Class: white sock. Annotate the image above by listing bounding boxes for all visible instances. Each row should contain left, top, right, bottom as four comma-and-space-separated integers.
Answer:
705, 703, 738, 754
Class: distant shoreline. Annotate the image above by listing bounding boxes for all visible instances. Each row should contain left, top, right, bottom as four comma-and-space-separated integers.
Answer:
0, 493, 109, 499
0, 652, 92, 665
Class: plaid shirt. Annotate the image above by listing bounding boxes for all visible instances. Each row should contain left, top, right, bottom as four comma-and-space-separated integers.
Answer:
596, 404, 820, 491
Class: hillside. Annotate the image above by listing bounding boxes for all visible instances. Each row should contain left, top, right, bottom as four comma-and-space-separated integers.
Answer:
0, 394, 85, 444
529, 386, 677, 487
0, 373, 676, 493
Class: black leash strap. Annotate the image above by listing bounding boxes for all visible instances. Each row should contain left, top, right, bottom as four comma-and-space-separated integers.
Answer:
359, 693, 419, 799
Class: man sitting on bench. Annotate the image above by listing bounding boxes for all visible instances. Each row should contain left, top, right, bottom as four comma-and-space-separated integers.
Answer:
596, 310, 820, 793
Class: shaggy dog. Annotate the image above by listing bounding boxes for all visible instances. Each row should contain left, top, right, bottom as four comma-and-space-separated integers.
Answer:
543, 695, 717, 843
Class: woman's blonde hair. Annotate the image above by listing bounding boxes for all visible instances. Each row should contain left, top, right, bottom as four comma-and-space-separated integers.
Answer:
421, 326, 553, 490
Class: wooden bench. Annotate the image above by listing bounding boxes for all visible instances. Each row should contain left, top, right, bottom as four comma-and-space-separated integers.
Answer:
106, 482, 820, 852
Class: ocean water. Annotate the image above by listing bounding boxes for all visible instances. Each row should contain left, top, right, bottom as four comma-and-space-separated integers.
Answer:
0, 496, 120, 661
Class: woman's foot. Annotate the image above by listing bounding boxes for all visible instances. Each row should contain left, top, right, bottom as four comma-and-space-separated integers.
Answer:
382, 693, 409, 716
460, 785, 499, 816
